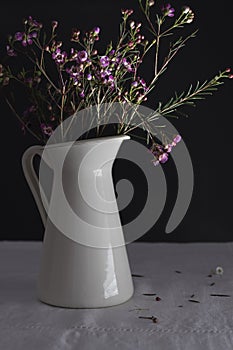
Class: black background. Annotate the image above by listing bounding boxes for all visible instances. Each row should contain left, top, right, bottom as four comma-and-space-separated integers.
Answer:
0, 0, 232, 242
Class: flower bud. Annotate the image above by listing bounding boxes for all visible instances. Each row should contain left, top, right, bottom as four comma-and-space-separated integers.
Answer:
93, 27, 100, 35
52, 21, 58, 29
182, 6, 191, 14
130, 21, 135, 29
186, 16, 194, 23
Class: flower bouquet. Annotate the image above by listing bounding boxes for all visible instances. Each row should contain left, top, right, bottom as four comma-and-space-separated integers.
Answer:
0, 0, 231, 165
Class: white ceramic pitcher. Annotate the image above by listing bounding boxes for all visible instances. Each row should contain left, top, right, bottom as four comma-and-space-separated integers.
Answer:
22, 135, 134, 308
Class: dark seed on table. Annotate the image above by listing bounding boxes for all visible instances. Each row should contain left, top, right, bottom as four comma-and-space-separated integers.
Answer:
139, 316, 158, 323
210, 294, 231, 297
152, 316, 158, 323
143, 293, 157, 296
208, 274, 212, 277
132, 273, 144, 277
178, 305, 183, 308
175, 271, 182, 274
210, 282, 215, 286
155, 297, 161, 301
190, 294, 195, 298
188, 299, 200, 303
132, 274, 144, 278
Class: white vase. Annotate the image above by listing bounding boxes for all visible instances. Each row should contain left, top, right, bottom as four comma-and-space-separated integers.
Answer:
22, 135, 134, 308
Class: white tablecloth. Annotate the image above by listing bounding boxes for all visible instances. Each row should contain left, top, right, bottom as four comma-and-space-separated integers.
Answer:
1, 241, 233, 350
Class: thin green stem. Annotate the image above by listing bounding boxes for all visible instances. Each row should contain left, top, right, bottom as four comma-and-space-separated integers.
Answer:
5, 98, 42, 142
138, 0, 157, 35
16, 48, 59, 93
154, 19, 161, 76
158, 74, 225, 116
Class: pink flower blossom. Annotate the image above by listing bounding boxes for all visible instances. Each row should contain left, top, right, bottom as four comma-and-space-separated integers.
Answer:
161, 3, 175, 17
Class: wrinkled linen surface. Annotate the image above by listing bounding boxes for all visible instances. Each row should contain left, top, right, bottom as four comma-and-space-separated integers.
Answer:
0, 241, 233, 350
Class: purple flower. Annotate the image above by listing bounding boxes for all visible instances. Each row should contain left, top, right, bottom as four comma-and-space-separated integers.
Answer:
108, 75, 115, 88
79, 90, 85, 98
66, 65, 83, 85
131, 81, 138, 87
134, 78, 148, 92
159, 153, 169, 163
6, 45, 17, 57
109, 50, 115, 56
87, 73, 92, 80
41, 123, 53, 136
27, 32, 37, 42
150, 143, 171, 166
66, 65, 79, 77
100, 70, 110, 79
77, 50, 88, 62
122, 58, 133, 72
98, 68, 115, 88
15, 32, 24, 41
122, 58, 128, 66
140, 78, 146, 87
27, 16, 42, 28
100, 56, 110, 68
52, 48, 67, 64
170, 135, 182, 147
93, 27, 100, 35
173, 135, 182, 144
161, 3, 175, 17
15, 31, 37, 46
164, 144, 173, 153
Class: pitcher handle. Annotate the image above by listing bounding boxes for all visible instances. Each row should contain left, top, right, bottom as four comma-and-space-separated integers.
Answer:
22, 145, 48, 228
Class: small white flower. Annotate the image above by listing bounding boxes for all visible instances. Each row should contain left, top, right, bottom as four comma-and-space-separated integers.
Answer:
216, 266, 224, 275
182, 6, 194, 23
182, 6, 191, 14
130, 21, 135, 29
186, 17, 194, 24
